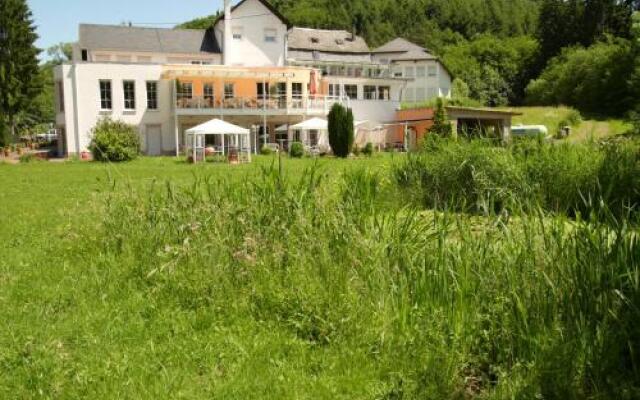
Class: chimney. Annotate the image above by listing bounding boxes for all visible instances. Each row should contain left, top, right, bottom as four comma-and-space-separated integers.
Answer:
223, 0, 233, 66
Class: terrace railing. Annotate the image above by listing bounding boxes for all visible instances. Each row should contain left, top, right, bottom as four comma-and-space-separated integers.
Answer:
175, 95, 347, 114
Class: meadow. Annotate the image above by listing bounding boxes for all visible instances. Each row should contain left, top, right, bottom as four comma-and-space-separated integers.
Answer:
1, 144, 639, 399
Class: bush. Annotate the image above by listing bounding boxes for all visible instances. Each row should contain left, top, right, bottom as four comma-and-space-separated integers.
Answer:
19, 153, 40, 163
328, 103, 354, 158
289, 142, 304, 158
362, 142, 374, 157
260, 145, 274, 155
89, 118, 140, 162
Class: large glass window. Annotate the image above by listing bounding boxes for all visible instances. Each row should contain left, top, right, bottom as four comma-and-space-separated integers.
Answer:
177, 82, 193, 100
123, 81, 136, 110
204, 83, 214, 106
404, 88, 415, 102
416, 66, 426, 78
99, 80, 112, 110
146, 81, 158, 110
292, 82, 303, 99
329, 84, 341, 97
257, 82, 270, 100
428, 66, 437, 77
344, 84, 358, 100
378, 86, 390, 101
364, 85, 377, 100
404, 66, 415, 78
224, 83, 235, 99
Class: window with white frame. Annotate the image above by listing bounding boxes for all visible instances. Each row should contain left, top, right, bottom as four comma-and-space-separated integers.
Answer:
404, 88, 415, 102
404, 66, 415, 78
416, 88, 426, 101
177, 82, 193, 100
378, 86, 390, 100
428, 66, 437, 77
204, 83, 215, 102
364, 85, 377, 100
416, 66, 426, 78
292, 82, 303, 99
224, 83, 235, 99
99, 80, 112, 110
344, 85, 358, 99
427, 87, 438, 98
123, 80, 136, 110
146, 81, 158, 110
232, 27, 243, 40
329, 84, 341, 97
264, 29, 277, 43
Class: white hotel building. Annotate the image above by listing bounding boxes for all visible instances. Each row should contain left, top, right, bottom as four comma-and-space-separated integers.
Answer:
54, 0, 452, 156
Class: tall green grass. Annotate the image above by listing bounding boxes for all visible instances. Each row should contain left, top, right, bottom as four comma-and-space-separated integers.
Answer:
4, 163, 634, 398
394, 136, 640, 219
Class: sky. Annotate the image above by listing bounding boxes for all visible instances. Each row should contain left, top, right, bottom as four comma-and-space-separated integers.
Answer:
28, 0, 225, 57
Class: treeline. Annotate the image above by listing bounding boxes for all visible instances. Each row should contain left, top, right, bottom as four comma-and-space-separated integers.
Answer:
182, 0, 639, 116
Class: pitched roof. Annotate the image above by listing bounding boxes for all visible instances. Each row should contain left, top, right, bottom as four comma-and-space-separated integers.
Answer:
373, 38, 426, 53
215, 0, 290, 28
389, 49, 437, 61
79, 24, 220, 54
288, 27, 370, 53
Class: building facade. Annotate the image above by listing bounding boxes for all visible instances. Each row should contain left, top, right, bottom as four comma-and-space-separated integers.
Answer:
54, 0, 452, 156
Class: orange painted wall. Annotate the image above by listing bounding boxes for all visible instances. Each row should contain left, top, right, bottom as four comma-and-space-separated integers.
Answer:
394, 108, 435, 144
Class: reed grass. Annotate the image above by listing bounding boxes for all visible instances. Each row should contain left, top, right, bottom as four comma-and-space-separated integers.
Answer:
0, 155, 638, 398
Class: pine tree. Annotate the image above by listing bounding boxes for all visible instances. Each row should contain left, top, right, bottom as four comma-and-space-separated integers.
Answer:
0, 0, 42, 146
328, 103, 355, 157
430, 98, 452, 137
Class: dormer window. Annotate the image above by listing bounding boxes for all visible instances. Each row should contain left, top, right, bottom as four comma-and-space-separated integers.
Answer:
310, 37, 319, 44
335, 39, 344, 45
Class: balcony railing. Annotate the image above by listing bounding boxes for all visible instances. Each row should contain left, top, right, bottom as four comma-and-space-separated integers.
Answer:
175, 95, 346, 112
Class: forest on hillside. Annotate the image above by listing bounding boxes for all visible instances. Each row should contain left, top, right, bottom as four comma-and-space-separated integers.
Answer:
180, 0, 640, 116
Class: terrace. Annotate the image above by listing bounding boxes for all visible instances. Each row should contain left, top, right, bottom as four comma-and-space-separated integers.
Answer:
175, 94, 346, 116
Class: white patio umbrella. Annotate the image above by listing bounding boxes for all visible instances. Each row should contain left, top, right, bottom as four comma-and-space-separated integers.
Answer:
185, 119, 251, 164
291, 117, 329, 131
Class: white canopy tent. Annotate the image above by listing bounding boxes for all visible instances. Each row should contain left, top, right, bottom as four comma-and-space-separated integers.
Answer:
186, 119, 252, 164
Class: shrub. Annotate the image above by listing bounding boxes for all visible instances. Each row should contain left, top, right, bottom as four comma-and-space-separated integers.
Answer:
430, 97, 453, 137
260, 145, 273, 155
328, 103, 354, 158
289, 142, 304, 158
362, 142, 374, 157
89, 118, 140, 162
19, 153, 40, 163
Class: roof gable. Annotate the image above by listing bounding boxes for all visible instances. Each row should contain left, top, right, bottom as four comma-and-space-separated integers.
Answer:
215, 0, 291, 28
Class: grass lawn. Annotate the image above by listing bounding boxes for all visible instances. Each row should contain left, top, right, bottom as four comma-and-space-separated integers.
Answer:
1, 147, 638, 399
512, 106, 631, 142
0, 155, 400, 399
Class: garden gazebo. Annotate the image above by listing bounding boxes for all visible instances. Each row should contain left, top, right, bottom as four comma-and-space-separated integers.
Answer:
186, 119, 252, 164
